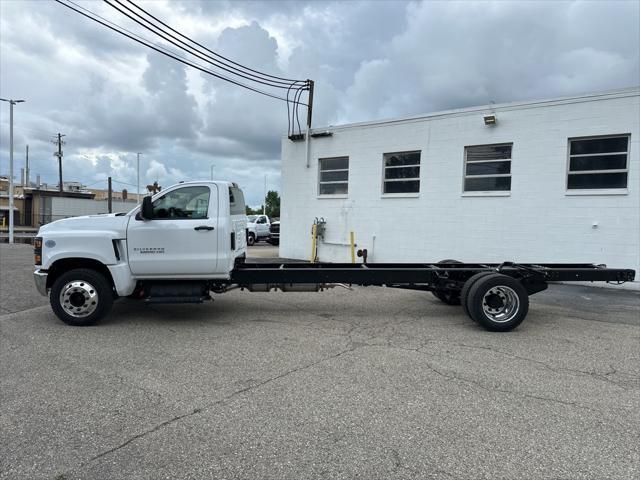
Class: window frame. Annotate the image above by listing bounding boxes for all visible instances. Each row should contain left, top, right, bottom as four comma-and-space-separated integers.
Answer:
381, 150, 422, 197
229, 186, 246, 216
565, 134, 630, 195
462, 143, 513, 196
149, 185, 211, 220
318, 156, 349, 197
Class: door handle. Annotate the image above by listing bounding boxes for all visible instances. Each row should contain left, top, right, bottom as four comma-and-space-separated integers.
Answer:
194, 225, 214, 231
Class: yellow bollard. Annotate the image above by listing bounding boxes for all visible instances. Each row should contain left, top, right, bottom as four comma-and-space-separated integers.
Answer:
310, 224, 317, 263
350, 231, 356, 263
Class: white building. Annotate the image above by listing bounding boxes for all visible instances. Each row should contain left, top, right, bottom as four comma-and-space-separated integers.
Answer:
280, 87, 640, 286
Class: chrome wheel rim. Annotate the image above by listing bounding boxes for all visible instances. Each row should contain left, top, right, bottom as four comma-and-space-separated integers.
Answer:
60, 281, 99, 318
482, 286, 519, 323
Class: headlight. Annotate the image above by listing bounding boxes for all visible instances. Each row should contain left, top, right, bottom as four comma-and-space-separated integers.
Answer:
34, 237, 42, 265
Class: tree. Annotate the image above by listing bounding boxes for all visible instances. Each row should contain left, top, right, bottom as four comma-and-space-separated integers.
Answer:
265, 190, 280, 218
243, 191, 280, 217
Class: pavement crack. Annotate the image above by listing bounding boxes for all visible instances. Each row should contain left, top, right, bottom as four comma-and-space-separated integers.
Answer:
88, 407, 202, 462
389, 448, 420, 475
79, 339, 362, 468
449, 343, 638, 389
381, 344, 599, 411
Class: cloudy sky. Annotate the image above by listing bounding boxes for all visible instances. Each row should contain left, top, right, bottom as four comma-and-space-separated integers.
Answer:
1, 0, 638, 206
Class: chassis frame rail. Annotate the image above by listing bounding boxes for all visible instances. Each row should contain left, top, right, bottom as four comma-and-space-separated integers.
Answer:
231, 262, 635, 287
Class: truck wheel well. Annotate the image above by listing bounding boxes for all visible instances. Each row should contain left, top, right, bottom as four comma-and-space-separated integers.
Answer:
47, 258, 115, 292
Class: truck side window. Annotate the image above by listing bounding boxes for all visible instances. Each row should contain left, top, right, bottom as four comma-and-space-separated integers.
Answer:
256, 217, 266, 224
152, 186, 210, 220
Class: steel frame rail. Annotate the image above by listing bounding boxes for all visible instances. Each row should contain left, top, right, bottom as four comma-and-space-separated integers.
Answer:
231, 262, 635, 286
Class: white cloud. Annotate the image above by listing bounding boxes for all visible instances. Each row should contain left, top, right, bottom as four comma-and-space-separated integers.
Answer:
0, 0, 638, 207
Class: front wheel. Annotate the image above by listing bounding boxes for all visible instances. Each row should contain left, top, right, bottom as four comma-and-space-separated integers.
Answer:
50, 268, 114, 326
247, 233, 256, 246
465, 274, 529, 332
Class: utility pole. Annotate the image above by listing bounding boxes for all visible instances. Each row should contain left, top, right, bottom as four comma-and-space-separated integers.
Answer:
25, 145, 30, 187
0, 98, 26, 244
136, 152, 142, 203
52, 133, 65, 192
305, 80, 314, 169
210, 164, 215, 181
107, 177, 113, 213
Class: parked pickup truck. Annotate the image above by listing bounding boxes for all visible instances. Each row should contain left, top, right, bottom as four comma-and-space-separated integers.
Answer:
33, 181, 635, 331
267, 220, 280, 246
246, 214, 270, 246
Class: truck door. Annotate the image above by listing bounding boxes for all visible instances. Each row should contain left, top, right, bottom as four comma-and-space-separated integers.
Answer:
256, 215, 269, 237
127, 184, 219, 276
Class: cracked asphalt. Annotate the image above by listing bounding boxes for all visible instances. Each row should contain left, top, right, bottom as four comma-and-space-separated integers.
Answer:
1, 243, 639, 479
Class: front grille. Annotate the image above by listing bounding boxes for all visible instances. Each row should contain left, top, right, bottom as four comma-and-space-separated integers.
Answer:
270, 223, 280, 234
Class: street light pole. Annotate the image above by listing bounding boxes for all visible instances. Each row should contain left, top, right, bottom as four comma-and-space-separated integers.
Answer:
1, 98, 26, 244
263, 174, 267, 215
210, 164, 214, 181
136, 152, 142, 203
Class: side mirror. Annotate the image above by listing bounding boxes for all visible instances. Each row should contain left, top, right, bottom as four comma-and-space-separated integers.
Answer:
141, 196, 154, 220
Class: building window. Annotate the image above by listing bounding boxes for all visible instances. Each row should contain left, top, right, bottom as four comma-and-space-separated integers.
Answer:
383, 151, 421, 194
318, 157, 349, 195
567, 135, 629, 190
463, 143, 512, 192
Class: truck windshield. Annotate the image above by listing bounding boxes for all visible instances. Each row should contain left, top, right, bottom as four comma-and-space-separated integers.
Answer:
247, 215, 257, 222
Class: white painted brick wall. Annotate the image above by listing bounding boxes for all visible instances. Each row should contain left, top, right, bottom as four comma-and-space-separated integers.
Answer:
281, 89, 640, 286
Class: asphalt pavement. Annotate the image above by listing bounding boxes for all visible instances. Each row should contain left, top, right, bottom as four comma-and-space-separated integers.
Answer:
1, 243, 639, 480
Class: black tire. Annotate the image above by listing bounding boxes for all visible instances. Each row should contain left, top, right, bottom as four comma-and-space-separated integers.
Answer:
432, 259, 462, 305
432, 290, 461, 305
50, 268, 114, 326
466, 274, 529, 332
461, 271, 496, 317
247, 233, 256, 246
271, 239, 279, 246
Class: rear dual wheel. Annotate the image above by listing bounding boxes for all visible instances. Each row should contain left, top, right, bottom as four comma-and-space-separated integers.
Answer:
463, 273, 529, 332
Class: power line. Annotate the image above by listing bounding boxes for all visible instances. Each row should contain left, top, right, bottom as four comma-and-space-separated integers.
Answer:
122, 0, 305, 84
111, 178, 137, 188
105, 0, 307, 90
53, 0, 308, 105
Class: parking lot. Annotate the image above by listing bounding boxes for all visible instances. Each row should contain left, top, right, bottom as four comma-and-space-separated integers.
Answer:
1, 242, 639, 479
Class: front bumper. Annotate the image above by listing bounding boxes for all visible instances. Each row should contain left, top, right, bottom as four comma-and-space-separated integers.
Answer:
34, 270, 48, 296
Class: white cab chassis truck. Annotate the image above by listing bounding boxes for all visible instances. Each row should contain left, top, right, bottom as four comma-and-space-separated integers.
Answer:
33, 181, 635, 332
246, 214, 270, 246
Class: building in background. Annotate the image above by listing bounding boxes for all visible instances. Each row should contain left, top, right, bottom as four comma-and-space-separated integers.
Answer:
281, 87, 639, 286
0, 178, 137, 227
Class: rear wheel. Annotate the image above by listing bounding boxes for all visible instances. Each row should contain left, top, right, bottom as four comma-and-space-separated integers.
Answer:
50, 268, 113, 326
247, 233, 256, 246
432, 259, 462, 305
460, 271, 496, 317
465, 274, 529, 332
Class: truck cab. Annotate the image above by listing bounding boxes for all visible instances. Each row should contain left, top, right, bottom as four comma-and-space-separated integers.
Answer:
33, 181, 247, 325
